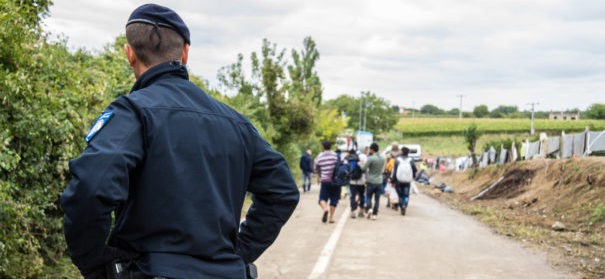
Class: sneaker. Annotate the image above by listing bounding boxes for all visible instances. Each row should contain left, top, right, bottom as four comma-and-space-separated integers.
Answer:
400, 206, 406, 216
358, 211, 365, 218
366, 209, 373, 219
351, 212, 357, 219
322, 211, 328, 223
371, 214, 377, 220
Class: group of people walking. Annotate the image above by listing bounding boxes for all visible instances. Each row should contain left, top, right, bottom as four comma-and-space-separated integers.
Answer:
301, 141, 418, 223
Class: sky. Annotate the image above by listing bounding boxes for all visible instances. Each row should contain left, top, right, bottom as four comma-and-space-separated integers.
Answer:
43, 0, 605, 112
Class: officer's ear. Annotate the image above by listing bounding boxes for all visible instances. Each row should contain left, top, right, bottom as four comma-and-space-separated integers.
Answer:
124, 44, 137, 68
181, 43, 189, 65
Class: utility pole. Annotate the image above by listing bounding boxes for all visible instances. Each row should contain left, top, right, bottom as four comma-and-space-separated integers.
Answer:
456, 94, 465, 119
363, 99, 368, 131
358, 94, 363, 131
359, 92, 367, 131
412, 101, 415, 119
527, 102, 539, 135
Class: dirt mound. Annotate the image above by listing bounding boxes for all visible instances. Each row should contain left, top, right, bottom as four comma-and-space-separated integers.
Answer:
428, 157, 605, 278
477, 169, 535, 199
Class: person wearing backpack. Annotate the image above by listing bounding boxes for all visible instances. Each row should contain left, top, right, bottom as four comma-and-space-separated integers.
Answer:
347, 149, 366, 218
314, 141, 340, 223
383, 144, 399, 209
362, 143, 386, 220
391, 146, 418, 216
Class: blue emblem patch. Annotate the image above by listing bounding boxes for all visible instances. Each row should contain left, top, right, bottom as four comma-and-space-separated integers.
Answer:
86, 110, 114, 142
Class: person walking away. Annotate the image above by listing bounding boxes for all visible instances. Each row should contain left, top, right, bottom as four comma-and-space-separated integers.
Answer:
315, 141, 340, 223
383, 144, 399, 209
347, 149, 366, 218
60, 4, 299, 278
335, 149, 349, 200
300, 149, 313, 192
363, 143, 386, 220
391, 147, 418, 216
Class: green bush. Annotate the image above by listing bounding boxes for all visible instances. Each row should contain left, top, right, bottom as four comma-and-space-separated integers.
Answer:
0, 1, 134, 276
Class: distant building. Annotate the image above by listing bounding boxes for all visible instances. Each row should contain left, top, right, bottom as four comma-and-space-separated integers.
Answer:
549, 112, 580, 121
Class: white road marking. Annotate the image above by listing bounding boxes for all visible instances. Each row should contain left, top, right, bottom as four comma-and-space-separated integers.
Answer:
307, 207, 350, 279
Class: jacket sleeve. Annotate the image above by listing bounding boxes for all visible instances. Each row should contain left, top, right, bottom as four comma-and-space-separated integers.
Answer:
237, 128, 300, 263
60, 97, 144, 273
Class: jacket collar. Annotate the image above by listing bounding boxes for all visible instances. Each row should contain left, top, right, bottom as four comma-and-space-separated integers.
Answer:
130, 61, 189, 92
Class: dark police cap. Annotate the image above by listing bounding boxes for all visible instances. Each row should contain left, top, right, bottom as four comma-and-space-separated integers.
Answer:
126, 4, 190, 45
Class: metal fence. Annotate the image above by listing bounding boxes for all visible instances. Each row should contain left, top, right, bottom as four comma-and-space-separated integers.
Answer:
454, 128, 605, 171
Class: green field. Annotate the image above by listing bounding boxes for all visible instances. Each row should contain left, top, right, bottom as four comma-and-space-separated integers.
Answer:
395, 118, 605, 136
383, 118, 605, 157
382, 134, 526, 157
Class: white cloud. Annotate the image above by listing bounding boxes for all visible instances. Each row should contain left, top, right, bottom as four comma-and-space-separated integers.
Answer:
44, 0, 605, 111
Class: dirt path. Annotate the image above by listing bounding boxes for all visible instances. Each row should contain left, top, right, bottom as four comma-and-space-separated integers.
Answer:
255, 184, 578, 279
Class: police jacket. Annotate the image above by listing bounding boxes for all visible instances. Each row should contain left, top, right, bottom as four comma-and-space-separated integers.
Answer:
61, 61, 300, 278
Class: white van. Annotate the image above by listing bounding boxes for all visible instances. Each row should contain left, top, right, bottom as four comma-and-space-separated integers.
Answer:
401, 144, 422, 162
382, 144, 422, 162
335, 137, 348, 151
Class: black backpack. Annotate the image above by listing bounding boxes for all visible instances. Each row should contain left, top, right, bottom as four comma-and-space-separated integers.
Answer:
350, 160, 363, 180
332, 158, 351, 187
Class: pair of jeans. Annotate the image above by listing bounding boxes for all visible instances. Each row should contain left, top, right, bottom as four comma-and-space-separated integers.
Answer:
395, 183, 411, 208
301, 171, 312, 191
349, 185, 365, 211
365, 183, 382, 215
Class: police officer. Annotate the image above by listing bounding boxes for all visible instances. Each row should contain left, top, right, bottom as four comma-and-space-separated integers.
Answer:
61, 4, 299, 279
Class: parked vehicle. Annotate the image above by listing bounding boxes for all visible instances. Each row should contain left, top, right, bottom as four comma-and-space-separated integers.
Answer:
335, 137, 348, 151
382, 144, 422, 162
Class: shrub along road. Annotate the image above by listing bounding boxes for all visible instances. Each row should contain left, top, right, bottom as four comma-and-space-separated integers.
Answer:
254, 185, 578, 279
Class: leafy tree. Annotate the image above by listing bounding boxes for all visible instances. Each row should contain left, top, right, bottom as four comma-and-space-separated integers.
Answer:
420, 104, 445, 115
323, 92, 397, 135
489, 105, 518, 118
288, 37, 322, 106
447, 108, 460, 116
315, 108, 348, 142
217, 38, 321, 170
463, 123, 481, 167
473, 105, 489, 118
585, 103, 605, 119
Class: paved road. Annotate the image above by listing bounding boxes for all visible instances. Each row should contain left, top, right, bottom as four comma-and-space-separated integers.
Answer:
254, 184, 577, 279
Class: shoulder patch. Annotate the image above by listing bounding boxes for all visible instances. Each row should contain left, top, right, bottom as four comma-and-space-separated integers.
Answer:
85, 110, 114, 142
